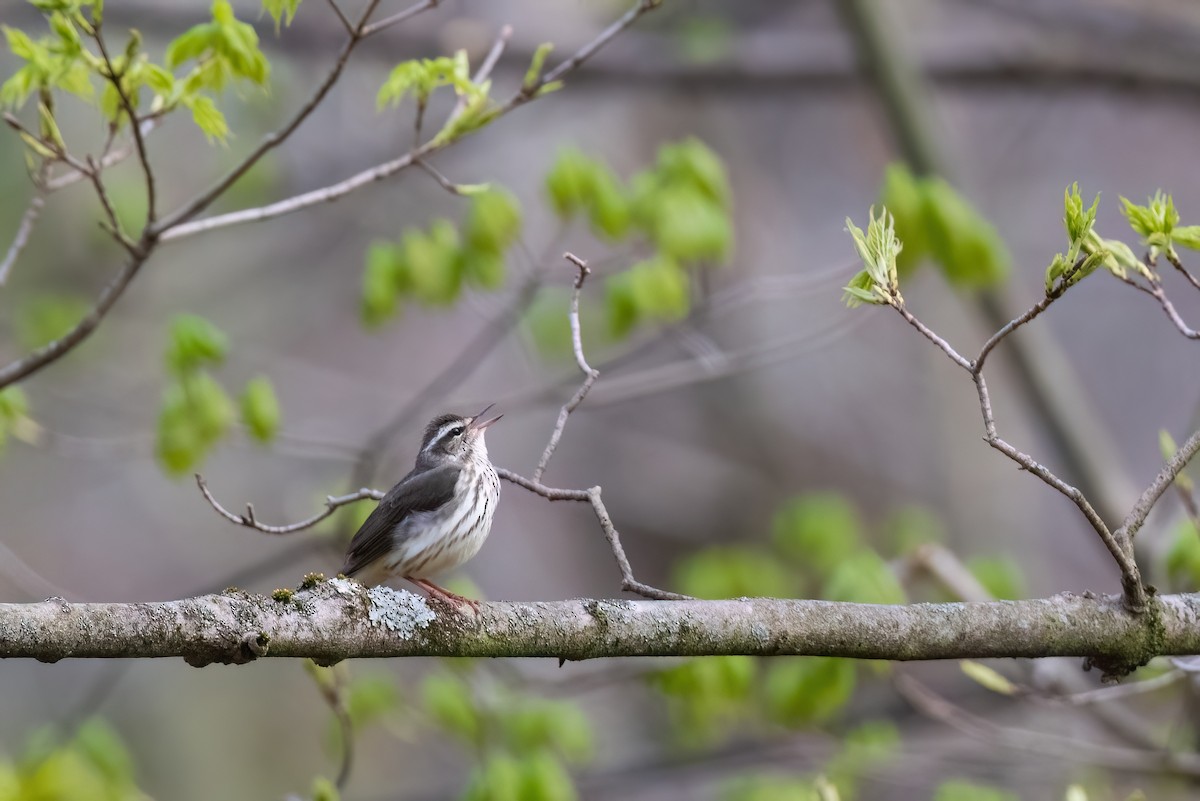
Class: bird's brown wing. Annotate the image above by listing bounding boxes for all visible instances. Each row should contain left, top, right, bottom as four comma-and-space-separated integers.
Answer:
340, 464, 460, 577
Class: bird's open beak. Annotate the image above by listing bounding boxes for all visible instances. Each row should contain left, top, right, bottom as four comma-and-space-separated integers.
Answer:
468, 403, 503, 431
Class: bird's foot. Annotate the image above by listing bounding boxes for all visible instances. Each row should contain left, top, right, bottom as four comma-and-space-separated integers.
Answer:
409, 578, 481, 614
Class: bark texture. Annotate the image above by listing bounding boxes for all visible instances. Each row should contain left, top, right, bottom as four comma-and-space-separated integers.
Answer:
1, 579, 1197, 676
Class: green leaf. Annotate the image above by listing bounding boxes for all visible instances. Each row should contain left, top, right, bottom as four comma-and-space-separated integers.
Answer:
462, 248, 506, 290
1165, 520, 1200, 589
165, 314, 228, 375
499, 700, 592, 763
465, 753, 522, 801
922, 178, 1010, 288
523, 42, 553, 92
965, 555, 1025, 600
822, 550, 905, 605
519, 750, 579, 801
628, 255, 690, 322
240, 376, 280, 443
1121, 191, 1179, 243
185, 372, 236, 442
605, 271, 640, 339
674, 547, 795, 599
656, 137, 730, 209
311, 775, 340, 801
545, 148, 598, 218
182, 94, 229, 142
421, 673, 478, 743
649, 187, 732, 263
960, 660, 1017, 695
0, 386, 29, 425
465, 189, 522, 253
933, 779, 1020, 801
1160, 429, 1179, 462
886, 504, 946, 554
771, 492, 862, 576
403, 220, 463, 306
1172, 225, 1200, 251
166, 0, 269, 86
1062, 182, 1100, 252
765, 657, 856, 726
262, 0, 302, 30
344, 673, 400, 730
14, 295, 88, 350
361, 241, 404, 327
845, 207, 902, 305
879, 162, 928, 276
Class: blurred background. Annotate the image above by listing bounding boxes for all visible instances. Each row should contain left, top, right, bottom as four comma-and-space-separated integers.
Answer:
2, 0, 1200, 798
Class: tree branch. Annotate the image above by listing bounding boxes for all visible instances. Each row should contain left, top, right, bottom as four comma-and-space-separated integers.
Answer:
195, 474, 383, 535
1118, 427, 1200, 545
93, 28, 157, 226
0, 584, 1194, 672
0, 186, 46, 287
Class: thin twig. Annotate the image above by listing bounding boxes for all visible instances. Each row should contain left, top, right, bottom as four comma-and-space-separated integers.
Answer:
893, 303, 972, 371
195, 474, 383, 535
84, 156, 138, 254
445, 25, 513, 127
0, 249, 148, 390
1165, 249, 1200, 294
540, 0, 662, 87
1118, 274, 1200, 339
532, 253, 599, 483
414, 158, 468, 195
359, 0, 439, 37
895, 673, 1200, 777
152, 0, 384, 237
44, 118, 160, 191
893, 299, 1147, 611
323, 0, 355, 36
496, 468, 688, 600
93, 29, 156, 226
1118, 427, 1200, 546
159, 0, 662, 242
0, 187, 45, 287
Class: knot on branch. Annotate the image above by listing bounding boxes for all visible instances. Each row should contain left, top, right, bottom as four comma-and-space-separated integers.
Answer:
1083, 595, 1166, 681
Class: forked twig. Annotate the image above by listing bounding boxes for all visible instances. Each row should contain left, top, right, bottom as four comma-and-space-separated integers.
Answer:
195, 474, 382, 535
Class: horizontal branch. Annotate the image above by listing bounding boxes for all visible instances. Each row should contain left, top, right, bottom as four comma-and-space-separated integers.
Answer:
2, 581, 1196, 676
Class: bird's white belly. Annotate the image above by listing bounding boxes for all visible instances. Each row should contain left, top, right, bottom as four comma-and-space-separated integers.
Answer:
383, 466, 499, 579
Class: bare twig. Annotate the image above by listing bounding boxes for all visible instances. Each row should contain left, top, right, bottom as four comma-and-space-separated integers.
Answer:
496, 468, 688, 601
414, 158, 469, 195
195, 474, 383, 535
152, 0, 385, 237
1165, 249, 1200, 294
895, 673, 1200, 777
359, 0, 439, 38
309, 663, 355, 790
892, 298, 1147, 611
0, 187, 46, 287
44, 118, 160, 191
160, 0, 662, 242
0, 249, 148, 390
1121, 275, 1200, 339
93, 29, 156, 226
532, 253, 599, 483
322, 0, 355, 36
893, 303, 972, 371
84, 156, 139, 254
540, 0, 662, 87
1118, 427, 1200, 546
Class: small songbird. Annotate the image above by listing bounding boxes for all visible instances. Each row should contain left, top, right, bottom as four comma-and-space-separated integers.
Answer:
341, 405, 502, 609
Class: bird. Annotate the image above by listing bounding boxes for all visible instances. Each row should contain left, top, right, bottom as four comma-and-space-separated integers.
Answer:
341, 405, 502, 609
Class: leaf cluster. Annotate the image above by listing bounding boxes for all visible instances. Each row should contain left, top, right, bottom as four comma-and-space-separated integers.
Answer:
542, 138, 733, 340
0, 719, 146, 801
419, 668, 592, 801
877, 163, 1009, 289
361, 189, 521, 327
155, 314, 280, 475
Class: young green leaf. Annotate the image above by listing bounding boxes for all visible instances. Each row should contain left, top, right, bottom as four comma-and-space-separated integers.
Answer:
240, 376, 280, 443
844, 206, 903, 306
465, 189, 522, 254
165, 314, 229, 375
771, 492, 862, 575
960, 660, 1017, 695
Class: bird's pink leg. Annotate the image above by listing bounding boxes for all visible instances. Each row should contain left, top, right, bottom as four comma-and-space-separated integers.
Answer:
407, 577, 481, 612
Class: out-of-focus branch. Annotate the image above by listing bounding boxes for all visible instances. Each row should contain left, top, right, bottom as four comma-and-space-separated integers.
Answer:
0, 185, 45, 287
0, 585, 1196, 671
895, 672, 1200, 778
93, 27, 157, 226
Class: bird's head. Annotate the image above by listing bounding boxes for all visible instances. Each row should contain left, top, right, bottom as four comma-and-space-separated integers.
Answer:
418, 404, 502, 466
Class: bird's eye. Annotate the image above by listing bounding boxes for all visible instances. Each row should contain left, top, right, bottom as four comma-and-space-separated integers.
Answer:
449, 426, 465, 438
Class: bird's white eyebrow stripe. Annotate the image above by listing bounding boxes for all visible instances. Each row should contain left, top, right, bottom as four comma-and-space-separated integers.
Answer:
423, 421, 464, 452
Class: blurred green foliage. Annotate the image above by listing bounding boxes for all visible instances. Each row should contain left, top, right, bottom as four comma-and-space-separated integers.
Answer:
361, 189, 521, 327
933, 779, 1020, 801
0, 720, 146, 801
155, 314, 281, 474
1164, 521, 1200, 590
0, 386, 29, 454
877, 163, 1009, 289
418, 665, 594, 801
14, 295, 89, 351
